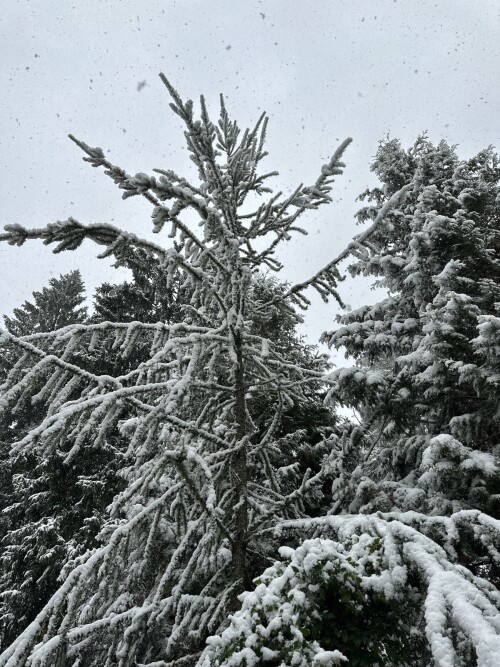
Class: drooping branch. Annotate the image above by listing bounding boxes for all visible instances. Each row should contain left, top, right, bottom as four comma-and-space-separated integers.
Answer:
0, 326, 235, 454
67, 133, 232, 276
0, 326, 120, 390
0, 219, 230, 317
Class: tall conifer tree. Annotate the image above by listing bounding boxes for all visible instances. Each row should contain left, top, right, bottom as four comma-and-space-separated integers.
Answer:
1, 87, 499, 667
0, 76, 353, 666
323, 137, 500, 518
0, 271, 120, 647
4, 270, 87, 337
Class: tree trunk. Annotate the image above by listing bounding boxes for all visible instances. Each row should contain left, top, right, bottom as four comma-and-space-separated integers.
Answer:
230, 327, 248, 610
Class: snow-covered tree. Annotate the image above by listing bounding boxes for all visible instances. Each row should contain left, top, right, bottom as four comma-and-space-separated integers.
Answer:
1, 84, 499, 667
0, 75, 355, 667
0, 272, 124, 648
4, 270, 87, 338
323, 137, 500, 518
201, 510, 500, 667
0, 271, 87, 387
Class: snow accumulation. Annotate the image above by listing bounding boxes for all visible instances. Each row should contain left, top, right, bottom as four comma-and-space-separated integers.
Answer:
200, 512, 500, 667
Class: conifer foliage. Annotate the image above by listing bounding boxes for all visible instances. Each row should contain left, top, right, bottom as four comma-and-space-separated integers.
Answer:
0, 270, 87, 385
0, 272, 123, 649
0, 75, 354, 666
4, 270, 87, 337
324, 137, 500, 517
0, 83, 499, 667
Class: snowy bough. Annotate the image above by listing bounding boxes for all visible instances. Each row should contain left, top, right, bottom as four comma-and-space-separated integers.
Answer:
0, 78, 499, 667
0, 75, 351, 666
202, 511, 500, 667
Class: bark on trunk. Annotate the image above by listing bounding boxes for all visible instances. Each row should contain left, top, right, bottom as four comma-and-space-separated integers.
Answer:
230, 327, 248, 610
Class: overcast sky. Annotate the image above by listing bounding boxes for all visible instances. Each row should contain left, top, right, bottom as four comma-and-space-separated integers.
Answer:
1, 0, 499, 363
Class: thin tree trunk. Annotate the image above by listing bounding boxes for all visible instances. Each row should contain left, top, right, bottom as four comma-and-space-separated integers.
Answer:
230, 327, 248, 610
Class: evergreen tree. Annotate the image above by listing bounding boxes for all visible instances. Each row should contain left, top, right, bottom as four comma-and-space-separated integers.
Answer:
92, 251, 184, 325
323, 136, 500, 518
0, 76, 352, 666
4, 270, 87, 337
0, 272, 123, 647
0, 265, 337, 650
0, 271, 87, 386
0, 86, 498, 667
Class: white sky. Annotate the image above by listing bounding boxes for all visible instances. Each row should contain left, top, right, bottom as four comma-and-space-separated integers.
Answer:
1, 0, 499, 365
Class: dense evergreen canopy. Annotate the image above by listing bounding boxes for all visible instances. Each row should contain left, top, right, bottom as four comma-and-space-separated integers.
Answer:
324, 136, 500, 519
0, 80, 499, 667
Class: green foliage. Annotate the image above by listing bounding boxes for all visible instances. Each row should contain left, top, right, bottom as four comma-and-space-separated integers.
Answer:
324, 136, 500, 517
4, 270, 87, 337
301, 566, 411, 667
202, 536, 425, 667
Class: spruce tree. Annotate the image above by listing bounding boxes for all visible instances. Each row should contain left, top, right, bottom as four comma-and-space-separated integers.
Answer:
92, 252, 184, 326
0, 271, 87, 386
4, 270, 87, 337
0, 272, 122, 647
0, 265, 337, 651
323, 136, 500, 518
1, 86, 499, 667
0, 75, 354, 666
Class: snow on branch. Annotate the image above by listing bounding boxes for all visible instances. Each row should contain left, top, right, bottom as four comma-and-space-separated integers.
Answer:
282, 183, 412, 309
211, 511, 500, 667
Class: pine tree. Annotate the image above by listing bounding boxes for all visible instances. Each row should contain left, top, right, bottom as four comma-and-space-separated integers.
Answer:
0, 261, 337, 651
0, 75, 355, 666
